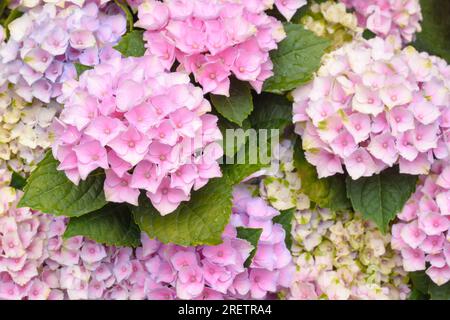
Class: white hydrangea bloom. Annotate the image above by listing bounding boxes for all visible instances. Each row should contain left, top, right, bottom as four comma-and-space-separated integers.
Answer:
259, 139, 310, 211
0, 85, 58, 175
289, 208, 411, 300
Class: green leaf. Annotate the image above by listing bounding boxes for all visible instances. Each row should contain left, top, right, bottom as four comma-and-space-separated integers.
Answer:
10, 171, 26, 191
346, 167, 417, 233
18, 151, 107, 217
249, 93, 293, 131
210, 79, 253, 126
362, 29, 377, 40
217, 115, 250, 158
132, 178, 233, 246
114, 0, 134, 32
2, 9, 23, 39
221, 142, 270, 186
408, 288, 429, 300
263, 23, 330, 94
428, 282, 450, 300
114, 30, 145, 57
293, 138, 351, 211
64, 203, 141, 247
236, 227, 263, 268
273, 208, 294, 250
409, 271, 450, 300
74, 63, 93, 77
413, 0, 450, 63
409, 271, 431, 295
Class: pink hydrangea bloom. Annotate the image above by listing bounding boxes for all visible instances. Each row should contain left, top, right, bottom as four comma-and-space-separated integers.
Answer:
392, 160, 450, 286
340, 0, 422, 43
136, 0, 305, 95
52, 54, 223, 215
0, 1, 126, 103
0, 184, 293, 300
8, 0, 112, 10
293, 38, 450, 180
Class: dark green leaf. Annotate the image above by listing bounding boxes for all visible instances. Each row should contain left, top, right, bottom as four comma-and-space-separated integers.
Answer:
428, 282, 450, 300
409, 271, 450, 300
221, 143, 270, 185
293, 138, 351, 211
217, 115, 250, 158
413, 0, 450, 63
249, 93, 293, 131
273, 208, 294, 250
18, 152, 107, 217
236, 227, 263, 268
408, 288, 429, 300
132, 178, 233, 246
64, 203, 141, 247
210, 79, 253, 126
10, 171, 26, 191
114, 30, 145, 57
263, 23, 330, 94
346, 167, 417, 233
362, 29, 377, 40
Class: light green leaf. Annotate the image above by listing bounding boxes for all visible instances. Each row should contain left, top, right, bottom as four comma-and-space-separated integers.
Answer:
64, 203, 141, 247
236, 227, 263, 268
18, 152, 107, 217
74, 63, 93, 77
263, 23, 330, 94
273, 208, 294, 250
114, 0, 134, 32
114, 30, 145, 57
210, 79, 253, 126
346, 167, 417, 233
293, 139, 351, 211
413, 0, 450, 63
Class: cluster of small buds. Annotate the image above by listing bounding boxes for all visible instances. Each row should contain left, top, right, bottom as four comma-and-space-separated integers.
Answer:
288, 208, 410, 300
0, 1, 126, 103
136, 0, 306, 96
293, 38, 450, 180
52, 54, 223, 215
258, 139, 310, 211
391, 160, 450, 286
0, 185, 293, 300
0, 84, 58, 174
300, 0, 362, 50
340, 0, 422, 44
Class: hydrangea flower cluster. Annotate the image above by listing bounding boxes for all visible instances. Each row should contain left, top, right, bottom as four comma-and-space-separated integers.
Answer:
0, 185, 55, 300
8, 0, 111, 10
340, 0, 422, 43
0, 84, 58, 174
136, 0, 306, 96
293, 38, 450, 180
288, 208, 410, 300
53, 54, 223, 215
0, 184, 293, 300
259, 139, 310, 211
391, 160, 450, 286
0, 1, 126, 103
300, 0, 362, 50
